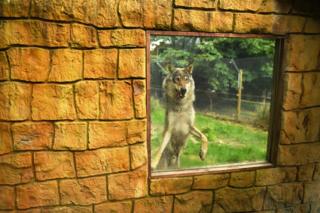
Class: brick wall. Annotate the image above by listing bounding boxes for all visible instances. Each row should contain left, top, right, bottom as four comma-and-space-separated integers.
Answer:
0, 0, 319, 212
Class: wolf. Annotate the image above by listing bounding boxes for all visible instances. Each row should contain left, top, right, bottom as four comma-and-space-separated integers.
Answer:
152, 65, 208, 170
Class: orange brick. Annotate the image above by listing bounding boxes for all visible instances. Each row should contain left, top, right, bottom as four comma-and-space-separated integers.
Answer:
0, 52, 9, 80
84, 49, 117, 79
34, 151, 75, 180
48, 49, 82, 82
108, 167, 147, 200
75, 147, 129, 177
60, 176, 107, 205
98, 29, 145, 47
0, 0, 30, 17
53, 122, 87, 150
0, 186, 15, 210
133, 80, 146, 118
95, 201, 132, 213
88, 122, 127, 149
119, 49, 145, 78
130, 143, 147, 169
0, 153, 33, 185
127, 120, 147, 144
41, 206, 92, 213
134, 196, 173, 213
0, 123, 12, 155
99, 80, 133, 120
12, 122, 53, 150
150, 177, 193, 195
3, 20, 69, 47
71, 24, 98, 48
0, 82, 32, 121
30, 0, 72, 20
75, 81, 99, 119
8, 48, 50, 82
17, 181, 59, 209
32, 84, 76, 120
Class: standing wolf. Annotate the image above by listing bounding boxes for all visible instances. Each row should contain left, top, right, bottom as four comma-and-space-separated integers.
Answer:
152, 65, 208, 170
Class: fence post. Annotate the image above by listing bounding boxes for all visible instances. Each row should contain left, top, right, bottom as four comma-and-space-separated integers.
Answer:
236, 69, 243, 121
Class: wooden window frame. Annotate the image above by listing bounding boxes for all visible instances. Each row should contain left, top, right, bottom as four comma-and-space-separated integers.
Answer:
146, 31, 285, 178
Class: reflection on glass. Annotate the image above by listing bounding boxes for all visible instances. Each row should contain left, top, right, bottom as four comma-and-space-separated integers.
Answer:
150, 35, 276, 172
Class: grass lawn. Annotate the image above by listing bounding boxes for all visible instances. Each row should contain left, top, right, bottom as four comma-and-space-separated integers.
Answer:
151, 99, 268, 169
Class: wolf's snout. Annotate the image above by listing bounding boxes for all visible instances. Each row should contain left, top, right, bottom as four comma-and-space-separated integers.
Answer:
180, 88, 187, 96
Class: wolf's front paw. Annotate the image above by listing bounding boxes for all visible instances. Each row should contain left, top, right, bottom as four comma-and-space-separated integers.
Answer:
199, 135, 208, 161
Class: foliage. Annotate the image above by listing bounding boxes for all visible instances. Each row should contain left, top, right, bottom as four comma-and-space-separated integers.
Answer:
151, 36, 275, 95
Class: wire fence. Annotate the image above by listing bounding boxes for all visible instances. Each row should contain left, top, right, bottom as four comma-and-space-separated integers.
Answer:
151, 87, 271, 129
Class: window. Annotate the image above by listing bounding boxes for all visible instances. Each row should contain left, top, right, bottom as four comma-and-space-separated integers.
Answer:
147, 31, 283, 177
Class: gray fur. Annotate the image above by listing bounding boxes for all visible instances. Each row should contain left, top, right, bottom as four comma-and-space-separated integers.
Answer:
152, 66, 208, 170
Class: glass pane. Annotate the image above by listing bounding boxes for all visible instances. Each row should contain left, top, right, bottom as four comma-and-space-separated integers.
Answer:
150, 35, 276, 172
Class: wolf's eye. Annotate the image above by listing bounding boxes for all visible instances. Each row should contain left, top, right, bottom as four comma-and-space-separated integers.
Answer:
174, 76, 180, 82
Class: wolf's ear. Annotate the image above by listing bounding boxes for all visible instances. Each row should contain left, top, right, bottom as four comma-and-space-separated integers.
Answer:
186, 65, 193, 74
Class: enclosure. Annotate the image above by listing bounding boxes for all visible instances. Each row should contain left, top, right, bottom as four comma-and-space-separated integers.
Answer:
0, 0, 320, 212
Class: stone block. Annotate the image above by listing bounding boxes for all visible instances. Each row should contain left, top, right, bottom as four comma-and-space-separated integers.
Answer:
42, 206, 92, 213
17, 181, 59, 209
8, 47, 50, 82
229, 171, 255, 188
193, 173, 229, 189
215, 187, 266, 212
99, 80, 133, 120
119, 49, 146, 78
150, 177, 193, 195
283, 73, 320, 109
280, 108, 320, 144
314, 163, 320, 180
0, 153, 33, 185
298, 164, 315, 181
12, 122, 54, 150
256, 167, 297, 186
284, 35, 320, 71
89, 121, 127, 149
99, 29, 145, 47
3, 20, 69, 47
258, 0, 292, 13
30, 0, 72, 21
84, 49, 117, 79
32, 84, 76, 120
0, 52, 9, 80
304, 182, 320, 202
0, 82, 32, 121
70, 24, 97, 48
72, 0, 120, 27
174, 191, 212, 213
75, 147, 130, 177
134, 196, 173, 213
278, 143, 320, 165
75, 81, 99, 119
175, 0, 216, 8
60, 176, 107, 205
95, 201, 132, 213
34, 151, 75, 180
173, 9, 233, 32
133, 80, 146, 118
49, 49, 82, 82
0, 186, 15, 210
219, 0, 263, 11
0, 0, 30, 17
127, 119, 147, 144
0, 123, 12, 155
53, 122, 87, 150
130, 143, 147, 169
108, 167, 147, 200
119, 0, 172, 29
264, 183, 303, 209
305, 18, 320, 33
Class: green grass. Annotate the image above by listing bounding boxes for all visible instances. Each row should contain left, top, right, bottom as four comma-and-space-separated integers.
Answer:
151, 99, 268, 169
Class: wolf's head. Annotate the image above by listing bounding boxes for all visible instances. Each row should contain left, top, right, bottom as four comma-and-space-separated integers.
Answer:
163, 65, 194, 100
